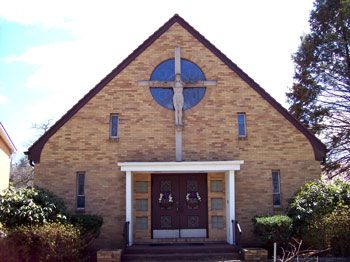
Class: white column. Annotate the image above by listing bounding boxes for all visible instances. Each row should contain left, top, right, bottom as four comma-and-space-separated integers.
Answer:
225, 170, 235, 245
126, 171, 133, 246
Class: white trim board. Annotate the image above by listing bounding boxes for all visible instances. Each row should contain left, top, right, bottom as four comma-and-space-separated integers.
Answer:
118, 160, 244, 172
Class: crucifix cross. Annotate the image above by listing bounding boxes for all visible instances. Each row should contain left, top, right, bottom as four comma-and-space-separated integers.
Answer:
138, 47, 217, 161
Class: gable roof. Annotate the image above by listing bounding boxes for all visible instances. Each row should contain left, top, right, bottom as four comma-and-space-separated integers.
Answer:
26, 14, 326, 164
0, 122, 16, 155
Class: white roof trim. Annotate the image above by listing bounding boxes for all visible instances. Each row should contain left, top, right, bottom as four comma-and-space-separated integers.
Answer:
118, 160, 244, 172
0, 122, 16, 154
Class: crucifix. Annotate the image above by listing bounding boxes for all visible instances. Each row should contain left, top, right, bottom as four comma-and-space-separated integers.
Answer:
139, 47, 217, 161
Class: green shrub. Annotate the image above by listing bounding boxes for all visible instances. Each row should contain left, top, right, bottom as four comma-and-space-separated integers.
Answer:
0, 223, 81, 262
70, 214, 103, 236
0, 187, 68, 228
252, 215, 293, 247
307, 204, 350, 256
70, 214, 103, 252
288, 180, 350, 235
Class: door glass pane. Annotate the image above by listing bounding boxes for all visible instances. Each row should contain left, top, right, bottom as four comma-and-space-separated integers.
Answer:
187, 180, 198, 192
160, 216, 172, 228
188, 216, 199, 228
160, 180, 171, 192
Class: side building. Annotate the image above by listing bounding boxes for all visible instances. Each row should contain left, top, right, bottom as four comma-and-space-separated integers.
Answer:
0, 122, 16, 191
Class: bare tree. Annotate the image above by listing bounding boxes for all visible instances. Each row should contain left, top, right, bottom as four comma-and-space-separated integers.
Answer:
279, 239, 330, 262
10, 119, 52, 188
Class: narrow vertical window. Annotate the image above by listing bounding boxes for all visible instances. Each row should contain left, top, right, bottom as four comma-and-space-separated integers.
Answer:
272, 170, 281, 207
76, 172, 85, 209
110, 114, 119, 138
237, 113, 247, 137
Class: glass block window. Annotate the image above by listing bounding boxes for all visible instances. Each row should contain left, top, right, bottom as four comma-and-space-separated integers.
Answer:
136, 199, 148, 211
109, 114, 119, 138
135, 217, 148, 230
210, 180, 223, 192
237, 113, 247, 137
135, 181, 148, 193
211, 198, 223, 210
272, 170, 281, 207
76, 172, 85, 209
211, 216, 224, 229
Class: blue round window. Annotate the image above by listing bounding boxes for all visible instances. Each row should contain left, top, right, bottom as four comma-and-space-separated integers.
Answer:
150, 59, 206, 110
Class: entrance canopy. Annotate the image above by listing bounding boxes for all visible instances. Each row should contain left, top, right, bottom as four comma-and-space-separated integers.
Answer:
118, 160, 244, 173
118, 160, 244, 246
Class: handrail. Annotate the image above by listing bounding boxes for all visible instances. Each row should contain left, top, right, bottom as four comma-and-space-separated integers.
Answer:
232, 220, 242, 246
123, 221, 130, 248
236, 221, 242, 235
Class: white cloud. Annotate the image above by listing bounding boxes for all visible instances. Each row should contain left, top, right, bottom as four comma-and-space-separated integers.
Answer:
2, 0, 313, 105
0, 0, 314, 156
0, 94, 9, 105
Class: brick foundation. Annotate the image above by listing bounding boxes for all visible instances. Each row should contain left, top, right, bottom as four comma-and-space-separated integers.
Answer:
97, 250, 122, 262
243, 248, 268, 261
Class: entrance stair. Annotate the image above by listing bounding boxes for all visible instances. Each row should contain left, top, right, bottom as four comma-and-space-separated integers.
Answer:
121, 243, 242, 261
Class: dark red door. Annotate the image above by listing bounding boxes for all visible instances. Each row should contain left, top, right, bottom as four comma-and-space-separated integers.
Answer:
151, 173, 208, 238
152, 174, 180, 236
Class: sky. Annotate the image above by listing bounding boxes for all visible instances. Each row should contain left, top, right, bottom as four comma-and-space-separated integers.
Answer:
0, 0, 314, 161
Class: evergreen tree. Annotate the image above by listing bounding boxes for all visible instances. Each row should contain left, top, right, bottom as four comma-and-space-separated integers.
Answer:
287, 0, 350, 178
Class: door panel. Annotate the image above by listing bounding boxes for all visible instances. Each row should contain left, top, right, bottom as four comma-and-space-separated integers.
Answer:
179, 174, 208, 233
151, 173, 208, 238
152, 175, 180, 231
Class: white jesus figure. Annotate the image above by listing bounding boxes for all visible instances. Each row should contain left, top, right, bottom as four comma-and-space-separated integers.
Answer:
173, 74, 184, 126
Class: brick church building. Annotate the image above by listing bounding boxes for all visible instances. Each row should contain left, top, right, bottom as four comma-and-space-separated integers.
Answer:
26, 14, 326, 248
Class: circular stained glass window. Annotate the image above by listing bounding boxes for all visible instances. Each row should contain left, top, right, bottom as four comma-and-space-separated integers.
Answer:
150, 59, 206, 110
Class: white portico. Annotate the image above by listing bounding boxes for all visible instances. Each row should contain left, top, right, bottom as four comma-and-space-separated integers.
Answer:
118, 160, 244, 246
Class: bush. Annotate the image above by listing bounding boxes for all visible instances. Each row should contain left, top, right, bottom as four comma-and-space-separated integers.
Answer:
0, 187, 68, 228
307, 204, 350, 256
288, 180, 350, 235
70, 214, 103, 236
252, 215, 293, 247
0, 187, 104, 261
0, 223, 81, 262
70, 214, 103, 252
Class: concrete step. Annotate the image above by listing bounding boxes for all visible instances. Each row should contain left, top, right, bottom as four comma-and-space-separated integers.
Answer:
125, 243, 237, 254
122, 252, 241, 261
122, 243, 242, 261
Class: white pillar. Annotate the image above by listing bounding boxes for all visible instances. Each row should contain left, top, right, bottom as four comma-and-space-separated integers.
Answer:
225, 170, 235, 245
126, 171, 133, 246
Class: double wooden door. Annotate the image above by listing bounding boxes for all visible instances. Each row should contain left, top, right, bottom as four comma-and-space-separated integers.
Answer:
151, 173, 208, 238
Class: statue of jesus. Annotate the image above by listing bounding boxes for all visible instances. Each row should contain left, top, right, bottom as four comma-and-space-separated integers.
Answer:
173, 74, 184, 126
